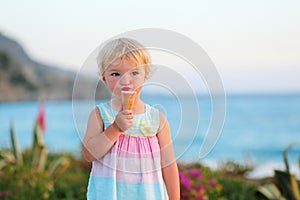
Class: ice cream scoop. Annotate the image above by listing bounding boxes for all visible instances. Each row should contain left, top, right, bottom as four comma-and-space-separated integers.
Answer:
121, 91, 136, 110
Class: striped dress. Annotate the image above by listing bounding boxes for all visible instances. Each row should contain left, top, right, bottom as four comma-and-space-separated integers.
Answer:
87, 102, 168, 200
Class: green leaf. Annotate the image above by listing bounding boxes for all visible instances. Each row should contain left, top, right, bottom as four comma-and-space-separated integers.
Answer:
0, 150, 16, 169
48, 157, 70, 177
257, 184, 286, 200
283, 143, 300, 173
38, 147, 47, 172
10, 120, 23, 166
275, 170, 299, 200
31, 121, 45, 168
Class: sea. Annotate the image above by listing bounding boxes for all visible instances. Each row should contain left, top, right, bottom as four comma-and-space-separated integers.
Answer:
1, 94, 299, 178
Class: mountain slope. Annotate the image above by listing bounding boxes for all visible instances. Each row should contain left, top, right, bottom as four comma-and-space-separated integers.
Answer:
0, 32, 109, 101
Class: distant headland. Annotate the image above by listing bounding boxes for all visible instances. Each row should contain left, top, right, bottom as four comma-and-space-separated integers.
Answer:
0, 32, 109, 101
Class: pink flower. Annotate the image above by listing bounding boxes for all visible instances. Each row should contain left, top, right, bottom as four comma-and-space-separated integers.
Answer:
209, 178, 217, 187
181, 190, 187, 197
179, 172, 191, 190
188, 169, 201, 177
196, 193, 206, 200
37, 101, 46, 132
199, 185, 206, 191
182, 177, 191, 190
179, 171, 185, 179
0, 191, 11, 198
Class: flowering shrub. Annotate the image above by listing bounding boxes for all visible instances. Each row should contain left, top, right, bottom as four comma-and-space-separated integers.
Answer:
0, 165, 53, 200
178, 163, 223, 200
0, 153, 89, 200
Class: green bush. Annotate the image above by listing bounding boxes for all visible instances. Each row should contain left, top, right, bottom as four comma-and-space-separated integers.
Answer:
218, 160, 253, 176
0, 52, 10, 70
0, 152, 90, 200
0, 121, 75, 199
49, 155, 90, 200
0, 165, 54, 200
9, 71, 37, 90
217, 177, 257, 200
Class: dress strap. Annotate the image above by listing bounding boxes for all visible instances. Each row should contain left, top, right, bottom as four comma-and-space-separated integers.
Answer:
96, 102, 116, 129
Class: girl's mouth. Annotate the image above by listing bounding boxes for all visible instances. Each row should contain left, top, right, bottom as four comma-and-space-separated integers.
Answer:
121, 87, 132, 91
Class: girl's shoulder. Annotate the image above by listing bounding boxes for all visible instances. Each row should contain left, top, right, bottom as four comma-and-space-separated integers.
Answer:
96, 101, 107, 110
94, 102, 113, 121
96, 101, 116, 113
147, 103, 165, 114
145, 104, 163, 122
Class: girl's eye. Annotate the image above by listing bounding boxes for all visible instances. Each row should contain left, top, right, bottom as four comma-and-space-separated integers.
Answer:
131, 71, 139, 76
111, 72, 120, 77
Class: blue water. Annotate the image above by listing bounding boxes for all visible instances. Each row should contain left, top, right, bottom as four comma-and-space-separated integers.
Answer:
1, 95, 300, 169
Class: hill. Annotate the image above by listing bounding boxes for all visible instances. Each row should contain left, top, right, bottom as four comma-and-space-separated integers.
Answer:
0, 33, 109, 101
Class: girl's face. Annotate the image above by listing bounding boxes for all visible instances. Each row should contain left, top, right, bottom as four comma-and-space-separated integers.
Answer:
103, 58, 146, 97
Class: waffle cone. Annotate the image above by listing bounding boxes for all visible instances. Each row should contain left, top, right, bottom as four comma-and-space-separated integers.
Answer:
121, 91, 136, 110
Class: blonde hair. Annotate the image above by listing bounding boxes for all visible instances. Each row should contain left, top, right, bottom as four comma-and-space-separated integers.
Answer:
97, 38, 151, 78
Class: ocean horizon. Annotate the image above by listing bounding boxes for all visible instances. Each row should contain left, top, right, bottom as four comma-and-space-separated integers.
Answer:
1, 94, 299, 178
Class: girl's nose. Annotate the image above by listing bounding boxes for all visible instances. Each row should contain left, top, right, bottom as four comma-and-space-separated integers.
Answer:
119, 73, 131, 85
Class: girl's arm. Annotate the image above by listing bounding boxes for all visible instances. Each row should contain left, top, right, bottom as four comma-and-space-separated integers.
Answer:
157, 112, 180, 200
82, 107, 123, 162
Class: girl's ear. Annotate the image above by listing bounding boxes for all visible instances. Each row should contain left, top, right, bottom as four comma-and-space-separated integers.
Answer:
102, 75, 106, 82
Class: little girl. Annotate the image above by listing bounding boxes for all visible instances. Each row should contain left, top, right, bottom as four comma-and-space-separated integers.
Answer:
82, 38, 180, 200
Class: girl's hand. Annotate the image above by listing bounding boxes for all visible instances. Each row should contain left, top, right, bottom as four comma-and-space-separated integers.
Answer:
114, 110, 133, 132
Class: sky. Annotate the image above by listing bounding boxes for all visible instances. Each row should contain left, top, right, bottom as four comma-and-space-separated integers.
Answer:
1, 0, 300, 94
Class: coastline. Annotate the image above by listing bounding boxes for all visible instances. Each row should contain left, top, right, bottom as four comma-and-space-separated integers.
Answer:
1, 97, 299, 181
200, 159, 300, 179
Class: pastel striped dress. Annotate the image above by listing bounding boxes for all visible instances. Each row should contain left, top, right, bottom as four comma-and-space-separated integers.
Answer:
87, 102, 168, 200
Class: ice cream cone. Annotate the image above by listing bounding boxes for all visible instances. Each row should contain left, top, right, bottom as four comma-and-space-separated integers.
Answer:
121, 91, 136, 110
